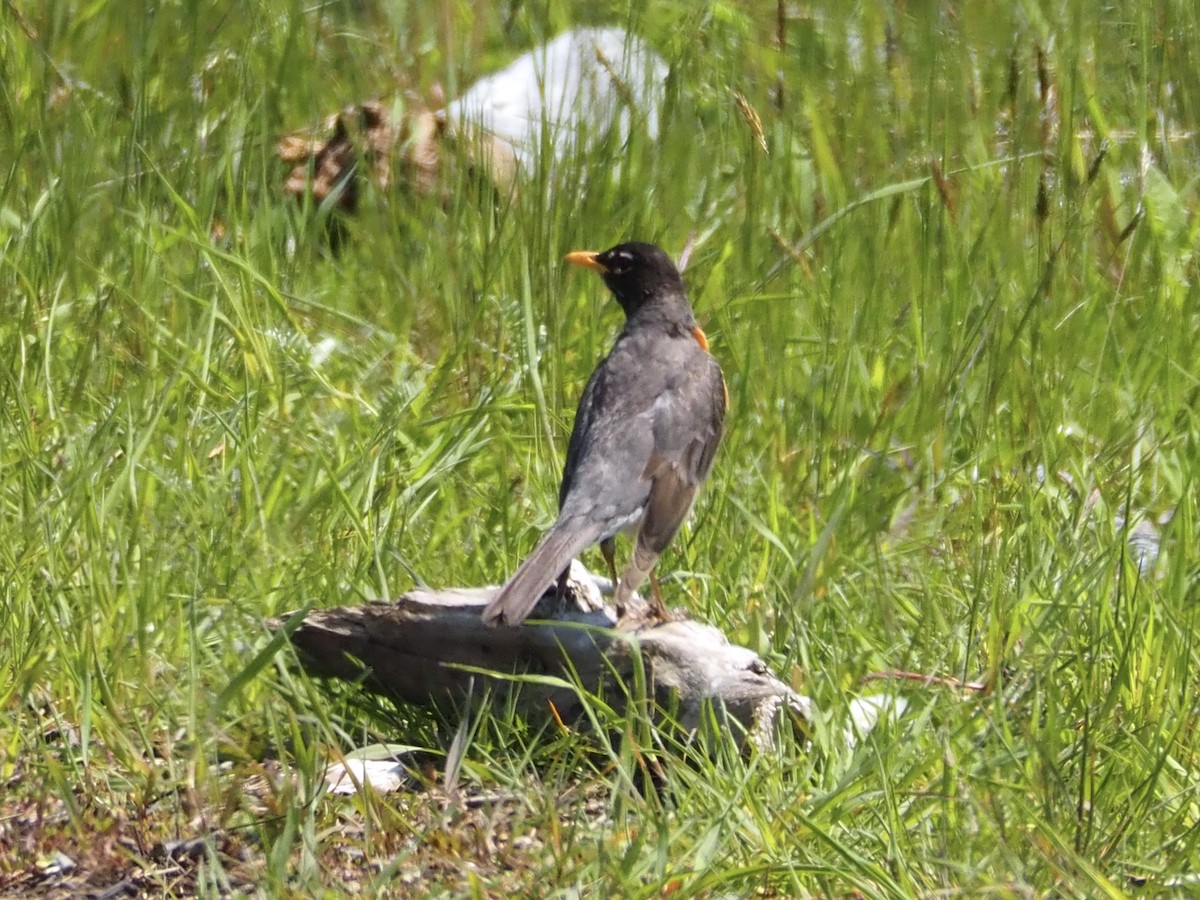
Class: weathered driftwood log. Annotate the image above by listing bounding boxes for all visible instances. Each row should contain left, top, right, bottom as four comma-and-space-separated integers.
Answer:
285, 563, 810, 748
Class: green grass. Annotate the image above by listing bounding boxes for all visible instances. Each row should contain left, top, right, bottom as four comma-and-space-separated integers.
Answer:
3, 0, 1200, 895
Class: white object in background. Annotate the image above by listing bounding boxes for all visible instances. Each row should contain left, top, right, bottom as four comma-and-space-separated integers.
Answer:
443, 27, 667, 170
324, 757, 410, 795
844, 694, 910, 749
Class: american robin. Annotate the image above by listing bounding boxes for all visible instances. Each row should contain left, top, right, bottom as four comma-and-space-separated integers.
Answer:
482, 242, 726, 626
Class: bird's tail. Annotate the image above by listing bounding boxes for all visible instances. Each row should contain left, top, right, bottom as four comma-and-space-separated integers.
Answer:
482, 521, 604, 626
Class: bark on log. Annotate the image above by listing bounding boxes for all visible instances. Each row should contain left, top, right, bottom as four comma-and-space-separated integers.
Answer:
284, 563, 810, 749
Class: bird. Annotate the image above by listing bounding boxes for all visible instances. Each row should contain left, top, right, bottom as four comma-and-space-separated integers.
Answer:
482, 242, 726, 626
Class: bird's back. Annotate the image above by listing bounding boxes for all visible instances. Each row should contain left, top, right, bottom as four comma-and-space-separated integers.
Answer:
558, 321, 725, 537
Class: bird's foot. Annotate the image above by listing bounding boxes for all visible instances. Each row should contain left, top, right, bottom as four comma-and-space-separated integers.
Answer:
648, 572, 673, 623
648, 595, 671, 623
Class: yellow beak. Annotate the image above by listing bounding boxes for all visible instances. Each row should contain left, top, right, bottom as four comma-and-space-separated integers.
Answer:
564, 250, 608, 274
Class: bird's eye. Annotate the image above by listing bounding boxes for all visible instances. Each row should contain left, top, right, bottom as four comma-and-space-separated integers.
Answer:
608, 251, 633, 274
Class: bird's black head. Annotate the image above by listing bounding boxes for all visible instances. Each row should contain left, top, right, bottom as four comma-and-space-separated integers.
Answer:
565, 242, 688, 318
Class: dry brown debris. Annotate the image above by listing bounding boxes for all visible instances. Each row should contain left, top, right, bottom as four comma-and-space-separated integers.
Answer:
277, 97, 442, 215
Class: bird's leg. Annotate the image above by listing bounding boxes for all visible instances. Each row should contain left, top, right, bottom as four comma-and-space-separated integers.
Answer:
648, 571, 668, 621
554, 566, 571, 607
600, 537, 622, 614
600, 537, 619, 589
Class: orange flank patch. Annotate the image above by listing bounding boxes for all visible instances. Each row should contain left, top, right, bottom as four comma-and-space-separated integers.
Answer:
692, 325, 728, 404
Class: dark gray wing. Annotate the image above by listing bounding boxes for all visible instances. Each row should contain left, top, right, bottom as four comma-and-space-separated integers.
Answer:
559, 363, 609, 509
636, 350, 726, 556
